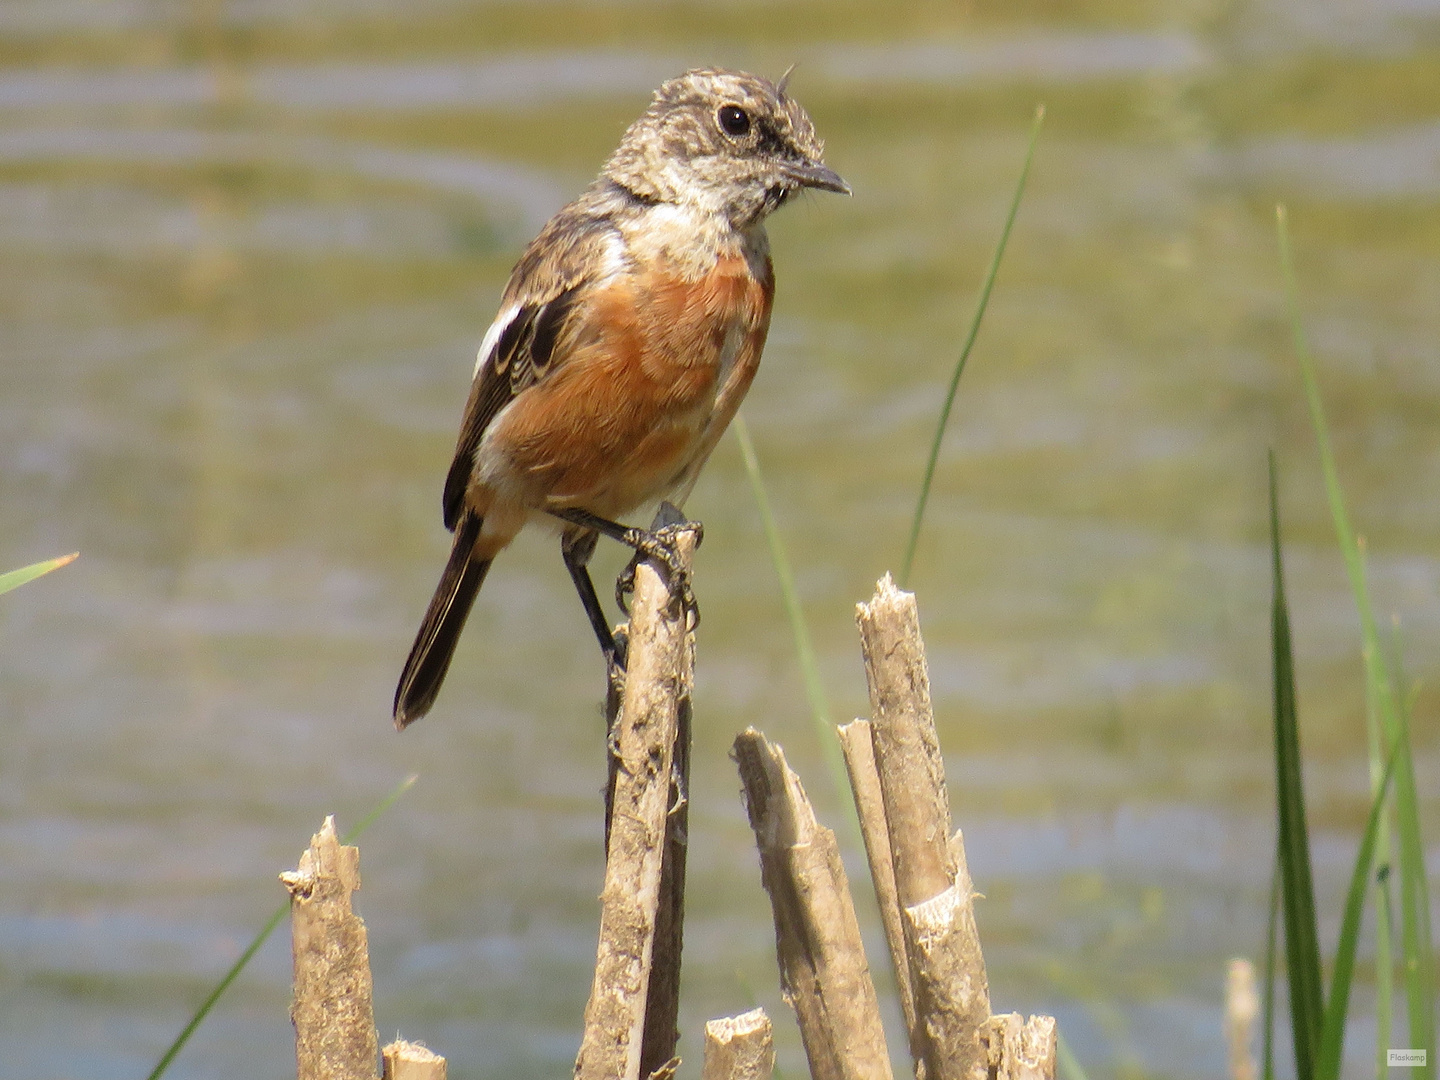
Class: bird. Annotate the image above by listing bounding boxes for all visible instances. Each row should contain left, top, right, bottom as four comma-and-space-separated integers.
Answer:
393, 67, 848, 729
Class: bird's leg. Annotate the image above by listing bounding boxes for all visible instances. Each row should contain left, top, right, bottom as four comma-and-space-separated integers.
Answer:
550, 503, 702, 629
561, 528, 626, 676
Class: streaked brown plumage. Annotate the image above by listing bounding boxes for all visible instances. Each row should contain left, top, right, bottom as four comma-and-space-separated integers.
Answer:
394, 67, 847, 728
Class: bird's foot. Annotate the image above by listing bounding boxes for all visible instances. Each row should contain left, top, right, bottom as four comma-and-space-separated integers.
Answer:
614, 503, 702, 629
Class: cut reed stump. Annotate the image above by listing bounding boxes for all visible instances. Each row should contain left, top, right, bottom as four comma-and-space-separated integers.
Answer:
732, 575, 1058, 1080
574, 522, 699, 1080
280, 816, 379, 1080
734, 728, 894, 1080
1225, 958, 1258, 1080
281, 818, 449, 1080
852, 574, 1057, 1080
836, 718, 916, 1042
382, 1040, 447, 1080
701, 1008, 775, 1080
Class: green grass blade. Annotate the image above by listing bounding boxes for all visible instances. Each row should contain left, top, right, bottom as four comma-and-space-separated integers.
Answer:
0, 552, 77, 596
734, 415, 853, 819
1269, 451, 1324, 1080
1316, 745, 1400, 1080
144, 902, 290, 1080
1044, 960, 1146, 1077
1276, 206, 1435, 1077
1056, 1030, 1091, 1080
899, 105, 1044, 587
1262, 854, 1280, 1080
145, 774, 418, 1080
337, 773, 420, 846
1387, 644, 1434, 1074
1362, 596, 1398, 1080
1370, 614, 1406, 1079
1375, 862, 1396, 1080
1392, 676, 1434, 1075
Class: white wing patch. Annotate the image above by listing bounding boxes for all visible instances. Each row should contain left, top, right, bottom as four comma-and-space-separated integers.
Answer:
475, 303, 520, 376
598, 228, 628, 278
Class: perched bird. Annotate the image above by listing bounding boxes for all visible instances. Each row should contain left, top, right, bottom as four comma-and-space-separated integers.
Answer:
394, 67, 848, 728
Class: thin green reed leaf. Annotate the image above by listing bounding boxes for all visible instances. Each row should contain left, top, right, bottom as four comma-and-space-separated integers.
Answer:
1269, 451, 1323, 1080
734, 415, 854, 825
0, 552, 77, 596
144, 903, 290, 1080
1262, 856, 1280, 1080
1276, 207, 1372, 672
734, 414, 832, 735
1386, 624, 1434, 1072
337, 774, 419, 847
146, 774, 418, 1080
1375, 863, 1396, 1080
1360, 577, 1398, 1080
1368, 605, 1399, 1080
1276, 206, 1435, 1074
1393, 680, 1434, 1077
1044, 961, 1145, 1076
899, 105, 1044, 587
1316, 745, 1399, 1080
1056, 1030, 1091, 1080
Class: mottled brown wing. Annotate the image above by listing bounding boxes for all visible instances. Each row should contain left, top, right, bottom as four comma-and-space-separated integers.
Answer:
441, 212, 617, 530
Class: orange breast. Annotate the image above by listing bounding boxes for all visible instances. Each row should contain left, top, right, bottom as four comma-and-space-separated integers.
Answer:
482, 253, 773, 518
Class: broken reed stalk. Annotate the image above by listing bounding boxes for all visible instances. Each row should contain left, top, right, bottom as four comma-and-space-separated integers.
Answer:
734, 728, 894, 1080
1225, 958, 1259, 1080
281, 821, 450, 1080
608, 623, 693, 1080
280, 816, 380, 1080
381, 1040, 447, 1080
853, 573, 1056, 1080
701, 1008, 775, 1080
574, 525, 699, 1080
855, 576, 959, 910
836, 719, 918, 1041
980, 1014, 1060, 1080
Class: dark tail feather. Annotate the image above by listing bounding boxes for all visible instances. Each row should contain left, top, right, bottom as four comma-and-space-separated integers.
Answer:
394, 513, 490, 729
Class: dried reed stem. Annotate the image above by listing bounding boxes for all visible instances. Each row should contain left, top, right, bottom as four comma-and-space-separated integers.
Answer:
280, 816, 378, 1080
701, 1008, 775, 1080
980, 1014, 1058, 1080
855, 574, 1055, 1080
1225, 958, 1259, 1080
734, 728, 893, 1080
381, 1040, 446, 1080
574, 527, 699, 1080
857, 574, 988, 1076
856, 574, 958, 909
836, 719, 918, 1050
904, 883, 991, 1080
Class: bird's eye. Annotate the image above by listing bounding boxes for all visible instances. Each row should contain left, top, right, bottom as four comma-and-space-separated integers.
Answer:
717, 105, 751, 138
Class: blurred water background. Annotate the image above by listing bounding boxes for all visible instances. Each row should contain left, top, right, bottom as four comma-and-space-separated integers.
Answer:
0, 0, 1437, 1076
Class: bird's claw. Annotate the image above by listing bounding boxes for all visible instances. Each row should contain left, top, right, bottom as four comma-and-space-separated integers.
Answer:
605, 625, 629, 682
615, 552, 640, 616
614, 519, 702, 630
654, 524, 700, 630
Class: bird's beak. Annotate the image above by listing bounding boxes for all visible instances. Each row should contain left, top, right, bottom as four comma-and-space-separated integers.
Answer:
783, 160, 852, 195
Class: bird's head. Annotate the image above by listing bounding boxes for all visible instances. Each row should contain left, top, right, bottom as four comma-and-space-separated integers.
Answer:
603, 67, 849, 228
